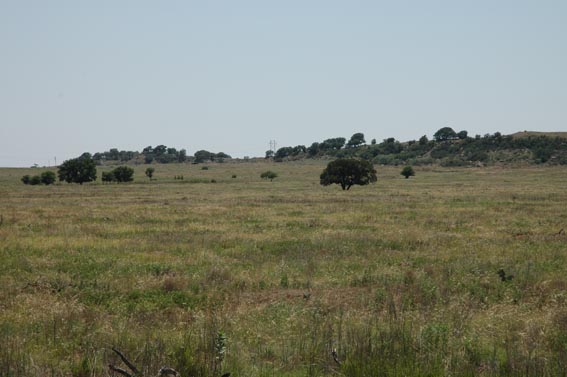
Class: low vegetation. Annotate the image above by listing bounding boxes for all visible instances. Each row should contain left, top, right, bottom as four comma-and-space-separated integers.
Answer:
21, 171, 56, 186
260, 170, 278, 181
401, 166, 415, 179
1, 161, 567, 376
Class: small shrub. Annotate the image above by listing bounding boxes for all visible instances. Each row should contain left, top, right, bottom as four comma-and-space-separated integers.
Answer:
260, 171, 278, 181
201, 166, 209, 170
232, 174, 237, 179
29, 175, 42, 185
401, 166, 415, 179
145, 167, 155, 180
40, 171, 56, 185
101, 171, 115, 183
23, 172, 57, 185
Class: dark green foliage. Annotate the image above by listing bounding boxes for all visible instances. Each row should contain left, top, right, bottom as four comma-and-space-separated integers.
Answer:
139, 145, 189, 164
111, 166, 134, 183
401, 166, 415, 179
215, 152, 231, 159
265, 150, 274, 159
320, 137, 346, 151
58, 156, 97, 184
347, 132, 365, 148
93, 148, 139, 163
101, 171, 115, 183
40, 171, 56, 185
194, 150, 231, 163
457, 130, 468, 139
194, 150, 213, 163
274, 145, 306, 160
434, 127, 458, 141
22, 172, 56, 185
307, 142, 320, 156
275, 147, 293, 159
260, 171, 278, 181
320, 158, 377, 190
102, 167, 134, 183
145, 167, 155, 180
178, 149, 187, 162
29, 175, 42, 185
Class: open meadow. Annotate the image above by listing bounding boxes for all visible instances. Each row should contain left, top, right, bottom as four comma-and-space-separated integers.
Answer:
1, 161, 567, 376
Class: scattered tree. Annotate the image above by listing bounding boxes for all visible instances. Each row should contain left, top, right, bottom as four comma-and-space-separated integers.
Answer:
433, 127, 458, 141
260, 171, 278, 181
457, 130, 468, 139
145, 167, 155, 180
21, 175, 31, 184
112, 166, 134, 183
194, 150, 214, 163
320, 158, 377, 190
400, 166, 415, 179
347, 132, 366, 148
58, 156, 97, 184
320, 137, 346, 151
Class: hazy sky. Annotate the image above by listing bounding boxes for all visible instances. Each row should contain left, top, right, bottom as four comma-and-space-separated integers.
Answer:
1, 1, 566, 167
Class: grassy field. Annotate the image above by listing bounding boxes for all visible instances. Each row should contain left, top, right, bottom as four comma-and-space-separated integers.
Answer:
1, 161, 567, 376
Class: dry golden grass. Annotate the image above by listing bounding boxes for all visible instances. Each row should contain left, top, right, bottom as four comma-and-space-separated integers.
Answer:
1, 161, 567, 376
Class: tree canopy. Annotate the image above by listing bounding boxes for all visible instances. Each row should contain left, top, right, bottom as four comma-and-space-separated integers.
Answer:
320, 159, 377, 190
347, 133, 366, 148
433, 127, 458, 141
58, 156, 97, 184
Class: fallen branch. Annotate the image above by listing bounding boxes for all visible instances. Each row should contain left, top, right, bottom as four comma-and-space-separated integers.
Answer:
108, 364, 133, 377
108, 348, 182, 377
112, 347, 141, 375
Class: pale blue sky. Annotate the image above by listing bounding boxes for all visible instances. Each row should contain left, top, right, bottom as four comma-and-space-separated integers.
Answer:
1, 1, 566, 167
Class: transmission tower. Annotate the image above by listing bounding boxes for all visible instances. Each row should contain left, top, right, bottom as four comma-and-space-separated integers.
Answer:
269, 140, 277, 153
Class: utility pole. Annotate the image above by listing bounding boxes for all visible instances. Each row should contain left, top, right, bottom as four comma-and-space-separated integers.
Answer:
269, 140, 277, 153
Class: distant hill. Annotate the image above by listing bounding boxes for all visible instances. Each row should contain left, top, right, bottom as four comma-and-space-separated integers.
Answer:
510, 131, 567, 139
271, 129, 567, 166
